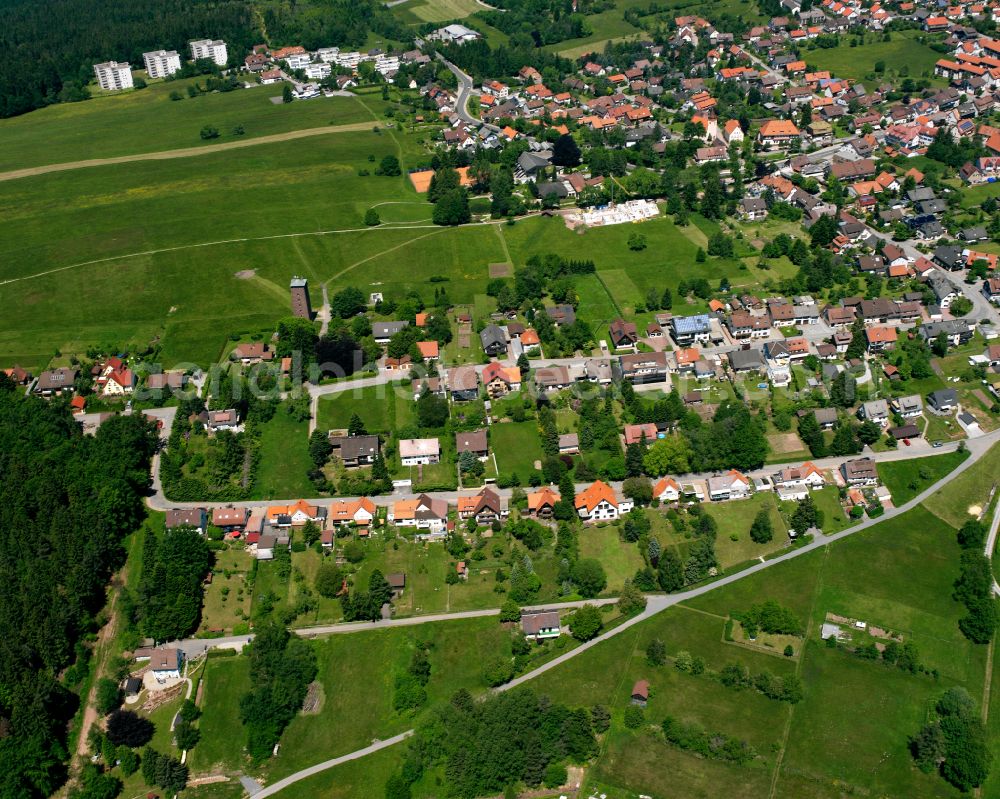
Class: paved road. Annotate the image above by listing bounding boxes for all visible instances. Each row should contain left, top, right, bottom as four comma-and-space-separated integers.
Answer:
252, 731, 414, 799
984, 489, 1000, 596
146, 404, 973, 513
172, 597, 619, 658
0, 121, 380, 184
237, 433, 997, 798
437, 55, 498, 131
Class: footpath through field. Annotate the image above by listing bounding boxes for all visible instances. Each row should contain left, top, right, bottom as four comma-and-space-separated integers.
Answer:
0, 121, 378, 183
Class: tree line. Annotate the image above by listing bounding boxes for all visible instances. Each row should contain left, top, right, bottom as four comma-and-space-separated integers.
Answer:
0, 376, 159, 799
0, 0, 255, 117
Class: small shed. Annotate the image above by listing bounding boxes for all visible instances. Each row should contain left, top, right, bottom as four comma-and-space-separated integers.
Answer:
631, 680, 649, 706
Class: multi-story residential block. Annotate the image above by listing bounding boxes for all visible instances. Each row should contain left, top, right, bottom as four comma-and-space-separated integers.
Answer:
93, 61, 133, 91
189, 39, 228, 66
142, 50, 181, 79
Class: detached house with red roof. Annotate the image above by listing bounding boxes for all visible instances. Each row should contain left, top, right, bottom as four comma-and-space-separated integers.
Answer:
653, 477, 681, 502
757, 119, 801, 149
575, 480, 633, 522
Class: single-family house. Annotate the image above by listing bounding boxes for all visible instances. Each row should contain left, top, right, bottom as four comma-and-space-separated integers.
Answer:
619, 351, 668, 384
329, 434, 381, 467
482, 362, 521, 398
858, 399, 890, 426
399, 438, 441, 465
575, 480, 633, 522
522, 611, 561, 640
212, 507, 248, 534
841, 457, 878, 485
327, 497, 377, 529
480, 324, 508, 356
165, 508, 207, 533
927, 388, 958, 412
455, 428, 489, 460
707, 469, 751, 501
449, 365, 480, 401
457, 487, 506, 525
892, 394, 923, 418
527, 487, 560, 518
388, 494, 449, 536
653, 477, 681, 502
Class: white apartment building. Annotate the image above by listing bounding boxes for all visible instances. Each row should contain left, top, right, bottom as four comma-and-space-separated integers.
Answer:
304, 62, 331, 80
93, 61, 134, 91
336, 51, 362, 69
189, 38, 228, 66
142, 49, 181, 79
285, 52, 312, 70
374, 55, 399, 76
316, 47, 340, 63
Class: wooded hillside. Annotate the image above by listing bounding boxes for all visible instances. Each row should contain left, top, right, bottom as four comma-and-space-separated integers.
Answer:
0, 377, 159, 799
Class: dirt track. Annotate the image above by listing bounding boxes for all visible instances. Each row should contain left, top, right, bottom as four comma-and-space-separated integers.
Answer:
0, 121, 378, 183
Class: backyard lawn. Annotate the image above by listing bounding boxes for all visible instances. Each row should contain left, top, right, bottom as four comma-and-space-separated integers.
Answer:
491, 420, 544, 478
578, 524, 645, 592
188, 655, 251, 775
316, 384, 413, 434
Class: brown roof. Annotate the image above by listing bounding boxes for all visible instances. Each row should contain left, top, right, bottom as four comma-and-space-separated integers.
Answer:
455, 428, 488, 454
521, 611, 560, 635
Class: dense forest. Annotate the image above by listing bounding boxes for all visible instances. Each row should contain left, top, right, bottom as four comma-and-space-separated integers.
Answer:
0, 376, 159, 799
0, 0, 408, 118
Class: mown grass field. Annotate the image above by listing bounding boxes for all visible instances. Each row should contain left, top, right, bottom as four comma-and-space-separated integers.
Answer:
0, 78, 385, 171
190, 616, 511, 782
804, 30, 945, 84
536, 496, 989, 798
548, 0, 764, 58
392, 0, 481, 24
877, 449, 969, 506
490, 420, 544, 477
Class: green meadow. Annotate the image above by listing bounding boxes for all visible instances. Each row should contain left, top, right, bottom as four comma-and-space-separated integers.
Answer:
0, 100, 755, 372
0, 78, 388, 172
